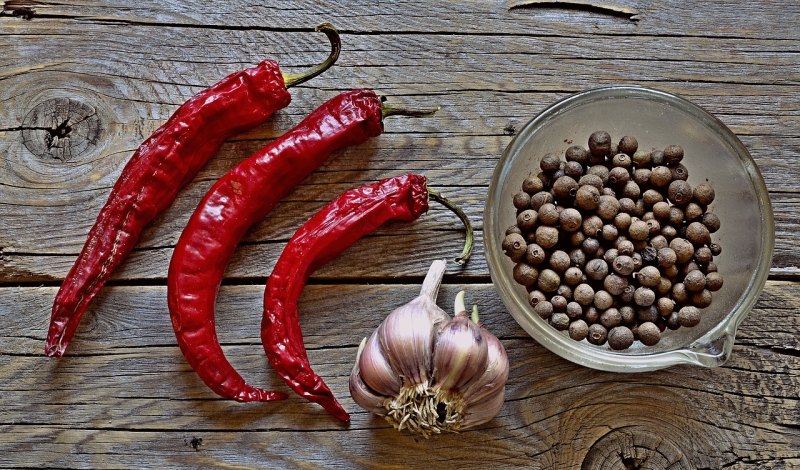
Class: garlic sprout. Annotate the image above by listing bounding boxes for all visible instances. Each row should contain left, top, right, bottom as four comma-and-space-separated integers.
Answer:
349, 260, 509, 437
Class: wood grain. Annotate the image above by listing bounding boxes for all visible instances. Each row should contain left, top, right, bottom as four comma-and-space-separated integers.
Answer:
1, 0, 798, 467
0, 282, 798, 469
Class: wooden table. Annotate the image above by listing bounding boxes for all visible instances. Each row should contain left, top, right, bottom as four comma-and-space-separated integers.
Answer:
1, 1, 798, 468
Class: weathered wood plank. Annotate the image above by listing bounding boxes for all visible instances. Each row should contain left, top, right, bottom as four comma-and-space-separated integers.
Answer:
2, 0, 800, 39
0, 282, 797, 468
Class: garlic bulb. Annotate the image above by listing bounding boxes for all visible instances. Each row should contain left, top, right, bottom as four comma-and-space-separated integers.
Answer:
349, 260, 509, 437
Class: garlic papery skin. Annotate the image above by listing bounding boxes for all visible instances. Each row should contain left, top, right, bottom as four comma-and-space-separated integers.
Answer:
350, 338, 389, 416
349, 261, 509, 438
461, 327, 509, 405
377, 260, 449, 386
431, 291, 488, 393
359, 330, 401, 397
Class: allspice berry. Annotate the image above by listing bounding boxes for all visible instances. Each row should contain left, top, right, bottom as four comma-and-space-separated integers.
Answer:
578, 174, 603, 190
642, 189, 664, 207
602, 224, 619, 241
565, 161, 584, 179
637, 305, 658, 323
587, 323, 608, 345
584, 306, 600, 324
540, 153, 561, 173
684, 202, 704, 222
503, 233, 527, 260
538, 203, 560, 225
672, 283, 689, 304
565, 145, 590, 165
637, 266, 662, 287
566, 301, 583, 319
618, 136, 638, 156
600, 308, 622, 328
534, 300, 554, 319
522, 173, 545, 194
608, 326, 634, 350
530, 191, 555, 210
564, 267, 584, 286
670, 238, 695, 264
691, 289, 713, 308
559, 208, 583, 232
684, 269, 707, 292
594, 290, 614, 310
617, 239, 635, 256
597, 195, 621, 220
671, 164, 689, 181
526, 243, 546, 265
650, 166, 673, 188
612, 152, 633, 169
516, 209, 538, 231
586, 259, 610, 281
513, 191, 531, 210
582, 215, 604, 237
603, 273, 628, 296
663, 144, 684, 166
553, 176, 579, 200
569, 248, 587, 268
628, 220, 650, 241
634, 287, 656, 307
550, 312, 570, 330
632, 149, 652, 168
706, 272, 724, 291
614, 212, 632, 231
656, 297, 675, 317
668, 180, 693, 206
537, 269, 561, 293
588, 165, 610, 183
677, 306, 701, 327
651, 149, 665, 166
650, 235, 668, 250
686, 221, 711, 246
506, 225, 522, 236
528, 290, 546, 307
574, 283, 595, 306
549, 250, 571, 273
588, 131, 612, 158
582, 237, 601, 256
652, 201, 671, 220
622, 181, 641, 200
551, 295, 568, 312
575, 185, 601, 210
637, 322, 661, 346
608, 166, 631, 186
569, 319, 590, 341
612, 255, 636, 276
632, 168, 652, 187
657, 247, 677, 268
702, 212, 721, 233
693, 183, 716, 206
536, 225, 560, 249
513, 263, 539, 287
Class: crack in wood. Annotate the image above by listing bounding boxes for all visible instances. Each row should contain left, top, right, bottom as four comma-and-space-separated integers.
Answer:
508, 0, 641, 21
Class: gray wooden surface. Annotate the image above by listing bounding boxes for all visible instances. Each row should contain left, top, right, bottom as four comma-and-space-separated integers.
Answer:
0, 0, 798, 468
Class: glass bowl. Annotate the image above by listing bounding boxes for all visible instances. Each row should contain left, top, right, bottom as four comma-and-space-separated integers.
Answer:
485, 85, 774, 372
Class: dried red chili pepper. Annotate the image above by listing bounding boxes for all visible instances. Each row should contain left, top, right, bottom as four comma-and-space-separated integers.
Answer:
167, 90, 437, 407
45, 24, 341, 357
262, 174, 472, 421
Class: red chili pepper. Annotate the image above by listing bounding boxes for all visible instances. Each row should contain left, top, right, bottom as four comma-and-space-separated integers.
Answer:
45, 24, 341, 357
262, 174, 473, 421
167, 90, 437, 407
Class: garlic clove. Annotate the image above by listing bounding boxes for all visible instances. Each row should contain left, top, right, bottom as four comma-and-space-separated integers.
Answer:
460, 385, 505, 429
461, 328, 509, 404
359, 330, 401, 397
431, 291, 488, 393
349, 338, 389, 416
378, 260, 449, 386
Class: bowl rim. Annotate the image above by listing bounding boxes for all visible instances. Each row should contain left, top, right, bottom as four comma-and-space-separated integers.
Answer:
485, 85, 775, 372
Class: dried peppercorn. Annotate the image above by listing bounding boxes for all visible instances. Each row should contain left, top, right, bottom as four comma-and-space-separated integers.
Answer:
702, 212, 721, 233
650, 166, 672, 188
686, 222, 711, 246
663, 144, 684, 166
549, 250, 572, 272
528, 290, 547, 307
671, 164, 689, 181
587, 324, 608, 345
637, 322, 661, 346
706, 272, 724, 291
608, 326, 634, 350
513, 263, 539, 287
668, 180, 693, 206
522, 173, 545, 194
517, 209, 538, 232
575, 185, 601, 210
536, 225, 560, 248
540, 153, 561, 173
535, 300, 554, 319
503, 233, 527, 261
677, 306, 701, 327
618, 136, 638, 156
710, 243, 722, 256
560, 208, 583, 232
569, 248, 587, 268
569, 319, 589, 340
553, 176, 579, 200
588, 131, 612, 158
693, 183, 716, 206
513, 191, 531, 210
538, 269, 561, 292
582, 237, 601, 256
551, 313, 570, 330
650, 149, 665, 166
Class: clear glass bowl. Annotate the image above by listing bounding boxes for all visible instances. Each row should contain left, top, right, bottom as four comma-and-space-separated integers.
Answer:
485, 86, 774, 372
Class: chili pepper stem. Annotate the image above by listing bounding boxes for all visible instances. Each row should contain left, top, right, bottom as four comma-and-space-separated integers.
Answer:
427, 188, 473, 265
281, 23, 341, 87
381, 104, 440, 119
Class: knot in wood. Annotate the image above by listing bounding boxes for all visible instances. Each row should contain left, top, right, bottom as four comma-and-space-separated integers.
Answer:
21, 98, 102, 162
581, 425, 691, 470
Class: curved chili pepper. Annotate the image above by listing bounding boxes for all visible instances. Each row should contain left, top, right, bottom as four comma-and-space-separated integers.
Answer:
45, 24, 341, 357
262, 174, 473, 421
167, 90, 437, 407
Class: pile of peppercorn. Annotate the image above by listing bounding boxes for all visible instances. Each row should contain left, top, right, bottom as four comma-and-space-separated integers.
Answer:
502, 131, 723, 350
